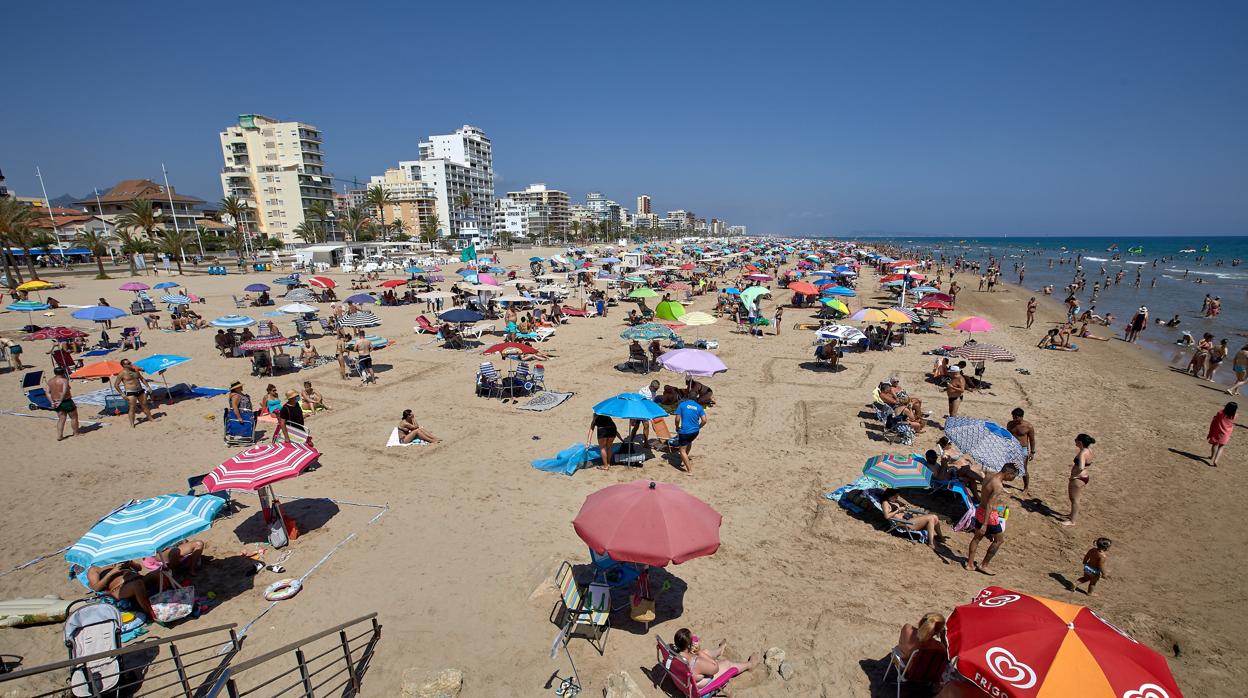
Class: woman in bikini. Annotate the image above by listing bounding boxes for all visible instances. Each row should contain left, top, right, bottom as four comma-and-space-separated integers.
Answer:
671, 628, 758, 686
881, 491, 946, 550
335, 331, 350, 380
397, 409, 441, 444
587, 412, 620, 471
1062, 434, 1096, 527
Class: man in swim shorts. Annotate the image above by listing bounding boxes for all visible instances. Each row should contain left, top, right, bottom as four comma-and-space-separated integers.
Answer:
966, 463, 1019, 575
112, 358, 155, 427
47, 366, 79, 440
1006, 408, 1036, 491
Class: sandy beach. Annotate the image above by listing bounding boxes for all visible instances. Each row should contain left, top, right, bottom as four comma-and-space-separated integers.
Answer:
0, 246, 1243, 696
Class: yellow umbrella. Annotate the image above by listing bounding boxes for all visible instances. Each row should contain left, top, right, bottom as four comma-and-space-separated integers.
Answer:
880, 308, 913, 324
820, 298, 849, 314
17, 280, 53, 292
680, 311, 717, 326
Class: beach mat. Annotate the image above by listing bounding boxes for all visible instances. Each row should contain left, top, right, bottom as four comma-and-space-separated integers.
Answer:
532, 442, 622, 475
82, 348, 115, 357
73, 388, 123, 407
190, 386, 230, 398
387, 427, 425, 447
516, 391, 574, 412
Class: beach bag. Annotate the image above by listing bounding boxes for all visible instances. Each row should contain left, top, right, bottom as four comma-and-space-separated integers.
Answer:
268, 515, 289, 549
952, 507, 977, 533
150, 586, 195, 623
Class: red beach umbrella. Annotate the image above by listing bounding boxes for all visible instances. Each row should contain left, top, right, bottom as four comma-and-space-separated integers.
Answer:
788, 281, 819, 295
915, 300, 954, 311
380, 279, 409, 288
306, 276, 336, 289
679, 263, 695, 271
204, 443, 321, 492
482, 341, 538, 355
573, 480, 721, 566
23, 327, 89, 341
947, 586, 1183, 698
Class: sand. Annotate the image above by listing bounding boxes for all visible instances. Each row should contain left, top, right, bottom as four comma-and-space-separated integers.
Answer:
0, 247, 1243, 696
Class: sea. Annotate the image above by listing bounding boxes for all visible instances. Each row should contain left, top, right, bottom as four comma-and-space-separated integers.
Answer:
853, 235, 1248, 384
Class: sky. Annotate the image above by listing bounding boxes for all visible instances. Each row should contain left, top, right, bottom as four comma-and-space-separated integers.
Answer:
2, 1, 1245, 237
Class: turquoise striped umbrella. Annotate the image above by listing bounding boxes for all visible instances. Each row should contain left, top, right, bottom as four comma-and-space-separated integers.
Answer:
861, 454, 932, 489
66, 494, 224, 568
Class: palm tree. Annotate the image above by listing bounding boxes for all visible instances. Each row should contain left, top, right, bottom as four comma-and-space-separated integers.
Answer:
155, 229, 194, 274
224, 231, 247, 262
419, 213, 441, 247
365, 185, 393, 239
220, 195, 251, 234
306, 200, 332, 240
77, 229, 113, 279
390, 217, 406, 239
32, 231, 58, 257
340, 207, 367, 243
115, 198, 161, 240
293, 221, 325, 244
6, 224, 42, 280
0, 198, 27, 285
454, 191, 474, 234
569, 221, 581, 248
113, 230, 145, 276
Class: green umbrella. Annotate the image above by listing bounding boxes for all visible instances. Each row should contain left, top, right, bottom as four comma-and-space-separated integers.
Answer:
654, 300, 686, 321
629, 287, 659, 299
821, 298, 849, 314
739, 286, 769, 307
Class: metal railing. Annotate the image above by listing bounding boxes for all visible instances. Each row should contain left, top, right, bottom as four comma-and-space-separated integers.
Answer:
209, 614, 381, 698
0, 622, 241, 697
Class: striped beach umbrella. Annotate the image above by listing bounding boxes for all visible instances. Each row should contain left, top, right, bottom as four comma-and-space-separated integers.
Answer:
66, 495, 224, 568
306, 276, 336, 289
862, 453, 932, 489
621, 323, 678, 341
948, 342, 1016, 362
348, 334, 388, 350
204, 443, 321, 492
815, 324, 866, 343
944, 416, 1026, 473
211, 314, 256, 328
283, 288, 316, 303
160, 294, 191, 305
7, 300, 50, 312
889, 306, 921, 323
339, 310, 381, 327
240, 333, 288, 351
118, 282, 149, 291
279, 303, 317, 314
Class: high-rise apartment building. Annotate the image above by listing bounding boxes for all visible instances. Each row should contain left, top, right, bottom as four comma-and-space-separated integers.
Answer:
368, 168, 438, 237
218, 114, 333, 241
636, 195, 651, 215
409, 125, 495, 243
504, 184, 569, 236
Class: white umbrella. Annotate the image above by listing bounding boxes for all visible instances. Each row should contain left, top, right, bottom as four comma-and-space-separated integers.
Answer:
279, 303, 317, 314
498, 295, 533, 303
503, 278, 534, 286
415, 290, 454, 300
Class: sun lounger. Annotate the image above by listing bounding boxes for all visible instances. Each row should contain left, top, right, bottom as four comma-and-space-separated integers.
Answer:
561, 305, 587, 317
550, 561, 611, 655
655, 634, 739, 698
414, 315, 438, 334
476, 362, 501, 398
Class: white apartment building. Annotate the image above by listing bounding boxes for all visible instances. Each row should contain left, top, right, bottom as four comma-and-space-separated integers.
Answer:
503, 184, 568, 236
494, 197, 554, 241
406, 125, 495, 245
218, 114, 333, 241
636, 194, 651, 215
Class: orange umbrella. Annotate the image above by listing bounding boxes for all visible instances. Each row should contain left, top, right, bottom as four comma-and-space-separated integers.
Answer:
788, 281, 819, 295
71, 361, 141, 379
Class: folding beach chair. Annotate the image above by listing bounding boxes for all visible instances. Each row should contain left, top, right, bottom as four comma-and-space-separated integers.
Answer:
550, 561, 611, 655
273, 354, 295, 373
224, 407, 257, 446
650, 417, 678, 452
863, 491, 928, 544
63, 600, 123, 697
655, 635, 739, 698
414, 315, 438, 334
476, 362, 501, 398
627, 344, 650, 373
232, 295, 248, 309
292, 319, 312, 339
22, 370, 52, 410
319, 318, 337, 335
187, 474, 236, 516
530, 364, 546, 392
882, 646, 949, 698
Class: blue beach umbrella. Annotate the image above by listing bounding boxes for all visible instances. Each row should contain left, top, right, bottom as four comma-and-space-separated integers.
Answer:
439, 308, 484, 324
723, 288, 740, 295
405, 267, 428, 274
153, 281, 179, 290
66, 494, 224, 568
245, 283, 270, 292
7, 299, 51, 327
593, 393, 667, 421
943, 416, 1026, 474
210, 314, 256, 328
72, 306, 128, 322
160, 294, 191, 305
346, 293, 376, 304
821, 286, 856, 297
528, 256, 544, 262
133, 354, 192, 374
262, 310, 287, 317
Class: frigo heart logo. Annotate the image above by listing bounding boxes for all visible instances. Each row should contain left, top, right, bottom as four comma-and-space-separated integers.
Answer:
1122, 684, 1170, 698
985, 647, 1037, 689
978, 594, 1021, 608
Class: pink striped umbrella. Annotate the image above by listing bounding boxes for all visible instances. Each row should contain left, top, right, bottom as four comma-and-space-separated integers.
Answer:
204, 443, 321, 492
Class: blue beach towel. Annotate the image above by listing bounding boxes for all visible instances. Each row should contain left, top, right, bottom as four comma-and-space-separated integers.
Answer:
532, 443, 623, 476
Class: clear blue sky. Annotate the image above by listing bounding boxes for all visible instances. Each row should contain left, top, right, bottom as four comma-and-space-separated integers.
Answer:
2, 1, 1245, 236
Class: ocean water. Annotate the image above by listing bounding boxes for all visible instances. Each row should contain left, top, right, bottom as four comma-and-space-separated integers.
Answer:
855, 235, 1248, 381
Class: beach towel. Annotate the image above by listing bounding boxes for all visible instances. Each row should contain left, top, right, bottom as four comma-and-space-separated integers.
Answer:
515, 391, 574, 412
531, 442, 621, 475
387, 427, 425, 447
190, 386, 230, 398
82, 348, 115, 357
73, 388, 124, 408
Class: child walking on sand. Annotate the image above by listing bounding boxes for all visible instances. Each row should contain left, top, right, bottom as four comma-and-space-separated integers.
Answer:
1075, 538, 1111, 595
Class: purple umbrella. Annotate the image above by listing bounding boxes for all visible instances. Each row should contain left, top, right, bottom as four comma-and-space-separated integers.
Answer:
656, 349, 728, 377
347, 293, 376, 304
245, 283, 270, 292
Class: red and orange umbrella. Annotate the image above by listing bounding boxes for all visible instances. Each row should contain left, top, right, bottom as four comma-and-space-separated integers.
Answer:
573, 480, 721, 567
948, 586, 1183, 698
22, 327, 89, 341
787, 281, 819, 295
71, 360, 138, 379
915, 299, 954, 311
203, 443, 321, 492
306, 276, 336, 289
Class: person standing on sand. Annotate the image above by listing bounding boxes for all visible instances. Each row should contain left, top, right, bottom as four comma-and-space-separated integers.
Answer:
112, 358, 155, 427
1075, 538, 1112, 595
1206, 339, 1229, 382
945, 365, 967, 417
966, 463, 1019, 575
1061, 434, 1096, 527
47, 366, 79, 440
354, 330, 375, 384
1025, 297, 1037, 329
1006, 408, 1036, 490
1207, 402, 1236, 467
1125, 306, 1148, 343
1228, 346, 1248, 395
674, 395, 707, 474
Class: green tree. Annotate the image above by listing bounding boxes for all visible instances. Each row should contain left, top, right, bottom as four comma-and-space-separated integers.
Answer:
224, 231, 247, 263
340, 207, 367, 242
113, 229, 146, 276
569, 221, 581, 248
264, 237, 285, 251
219, 195, 252, 234
390, 217, 406, 238
306, 201, 332, 241
454, 191, 474, 234
419, 213, 441, 246
32, 231, 59, 260
365, 185, 393, 239
155, 229, 195, 274
115, 198, 161, 240
0, 198, 34, 282
293, 221, 325, 244
77, 229, 114, 279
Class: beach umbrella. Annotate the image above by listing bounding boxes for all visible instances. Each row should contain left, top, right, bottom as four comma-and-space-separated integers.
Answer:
152, 281, 179, 290
821, 286, 856, 297
415, 291, 454, 301
17, 280, 54, 292
21, 327, 84, 342
947, 586, 1183, 698
71, 306, 128, 323
654, 300, 686, 322
477, 273, 499, 286
483, 341, 538, 355
439, 308, 483, 324
379, 279, 409, 288
628, 287, 658, 299
816, 325, 866, 343
346, 334, 388, 350
620, 323, 678, 342
244, 283, 270, 292
307, 276, 336, 289
820, 298, 850, 314
948, 342, 1016, 362
881, 279, 906, 288
338, 311, 382, 328
283, 288, 316, 303
66, 494, 224, 568
467, 284, 503, 293
944, 416, 1026, 473
528, 256, 544, 262
71, 360, 134, 379
204, 443, 321, 493
600, 257, 621, 264
849, 308, 889, 323
118, 282, 150, 292
924, 293, 953, 303
723, 287, 740, 295
211, 314, 256, 328
133, 354, 192, 394
909, 286, 940, 295
952, 316, 993, 333
739, 286, 769, 307
240, 333, 289, 351
810, 270, 837, 277
745, 273, 772, 281
498, 295, 533, 304
7, 300, 51, 322
272, 276, 299, 286
862, 454, 932, 489
915, 299, 954, 311
279, 303, 317, 314
885, 307, 918, 323
679, 311, 717, 327
160, 294, 191, 305
788, 281, 819, 295
657, 349, 727, 377
573, 481, 721, 567
593, 393, 667, 421
346, 293, 376, 304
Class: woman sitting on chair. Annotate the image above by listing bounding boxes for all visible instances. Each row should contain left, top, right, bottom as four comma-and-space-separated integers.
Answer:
881, 491, 946, 550
898, 612, 947, 658
672, 628, 759, 685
